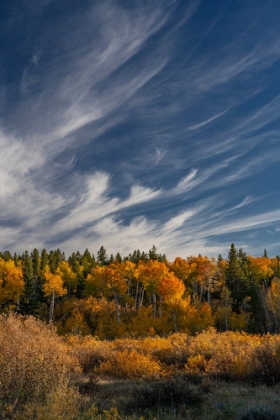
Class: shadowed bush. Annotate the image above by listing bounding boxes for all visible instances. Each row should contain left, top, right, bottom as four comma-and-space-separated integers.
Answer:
130, 375, 206, 412
249, 336, 280, 385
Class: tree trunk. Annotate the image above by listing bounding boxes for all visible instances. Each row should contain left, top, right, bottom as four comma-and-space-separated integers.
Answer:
172, 308, 178, 333
114, 293, 121, 325
135, 280, 139, 310
49, 290, 55, 324
138, 286, 145, 310
159, 295, 162, 318
152, 293, 157, 318
207, 277, 211, 306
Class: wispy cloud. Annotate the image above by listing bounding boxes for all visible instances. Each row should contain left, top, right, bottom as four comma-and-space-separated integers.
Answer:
186, 109, 229, 131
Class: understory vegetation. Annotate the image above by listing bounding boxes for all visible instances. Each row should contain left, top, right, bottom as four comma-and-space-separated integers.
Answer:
2, 314, 280, 419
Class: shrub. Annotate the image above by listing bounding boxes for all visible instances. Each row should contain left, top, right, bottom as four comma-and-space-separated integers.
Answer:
249, 336, 280, 385
98, 349, 162, 379
130, 376, 206, 412
67, 335, 113, 373
0, 314, 80, 417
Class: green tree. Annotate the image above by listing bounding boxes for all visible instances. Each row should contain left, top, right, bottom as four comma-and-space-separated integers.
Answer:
40, 249, 49, 272
19, 251, 40, 315
226, 244, 250, 312
97, 246, 108, 266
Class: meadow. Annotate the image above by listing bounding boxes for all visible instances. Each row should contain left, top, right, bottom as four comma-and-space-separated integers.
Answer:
1, 314, 280, 420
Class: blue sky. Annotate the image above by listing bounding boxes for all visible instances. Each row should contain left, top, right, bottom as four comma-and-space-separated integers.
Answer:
1, 0, 280, 259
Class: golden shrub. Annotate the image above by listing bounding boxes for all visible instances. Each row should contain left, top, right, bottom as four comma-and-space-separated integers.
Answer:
67, 335, 113, 372
0, 314, 81, 416
98, 349, 162, 379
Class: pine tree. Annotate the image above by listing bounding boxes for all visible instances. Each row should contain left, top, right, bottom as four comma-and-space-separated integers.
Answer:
13, 252, 19, 267
148, 245, 158, 260
41, 249, 48, 272
97, 246, 108, 265
3, 251, 12, 261
226, 244, 250, 312
81, 249, 95, 276
31, 249, 41, 277
115, 252, 122, 263
19, 251, 40, 315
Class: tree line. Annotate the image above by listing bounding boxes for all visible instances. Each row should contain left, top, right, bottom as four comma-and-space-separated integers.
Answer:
0, 244, 280, 337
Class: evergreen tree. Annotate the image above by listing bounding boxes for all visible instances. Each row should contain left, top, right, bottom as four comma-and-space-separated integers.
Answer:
31, 249, 41, 277
97, 246, 108, 265
81, 249, 95, 276
226, 244, 250, 312
13, 252, 19, 267
141, 251, 148, 261
238, 248, 250, 281
3, 250, 12, 261
49, 249, 65, 273
115, 252, 122, 263
19, 251, 40, 315
41, 249, 48, 272
148, 245, 158, 260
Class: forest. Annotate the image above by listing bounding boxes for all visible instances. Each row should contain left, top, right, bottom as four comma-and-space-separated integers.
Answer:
2, 244, 280, 419
0, 244, 279, 336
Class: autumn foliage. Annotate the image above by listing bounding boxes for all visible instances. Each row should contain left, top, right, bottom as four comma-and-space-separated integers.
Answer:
0, 245, 280, 339
0, 314, 80, 419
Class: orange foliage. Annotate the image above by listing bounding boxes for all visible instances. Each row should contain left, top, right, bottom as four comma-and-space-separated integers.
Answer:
169, 257, 194, 280
158, 272, 185, 303
43, 272, 67, 297
0, 258, 24, 305
248, 256, 273, 281
84, 265, 127, 298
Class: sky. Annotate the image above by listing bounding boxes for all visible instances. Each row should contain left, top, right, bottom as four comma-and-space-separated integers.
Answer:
1, 0, 280, 260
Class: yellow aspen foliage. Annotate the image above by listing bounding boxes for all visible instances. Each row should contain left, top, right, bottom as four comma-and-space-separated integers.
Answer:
187, 255, 216, 284
248, 256, 273, 281
271, 277, 280, 297
169, 257, 195, 281
84, 266, 127, 298
59, 307, 91, 335
43, 272, 67, 298
119, 260, 138, 279
57, 261, 78, 294
158, 272, 185, 303
217, 259, 228, 278
0, 258, 25, 305
138, 260, 170, 294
